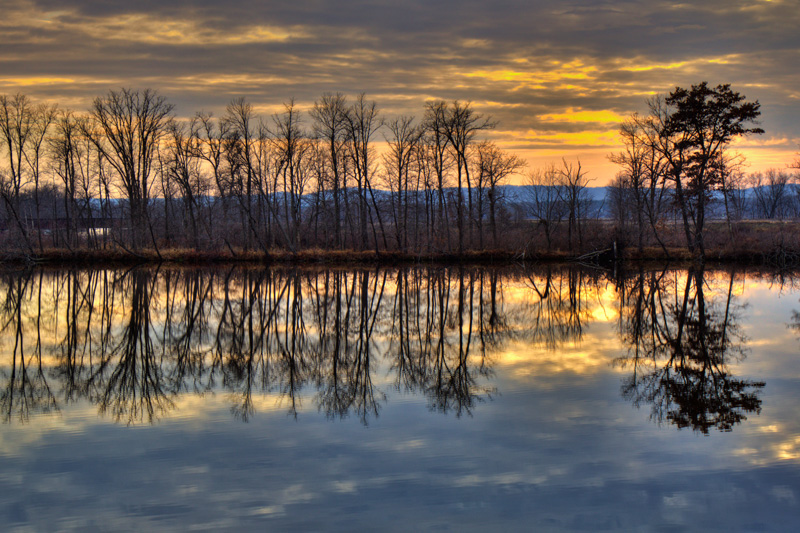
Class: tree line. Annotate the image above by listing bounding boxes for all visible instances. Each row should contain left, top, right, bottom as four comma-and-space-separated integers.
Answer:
0, 89, 525, 256
1, 83, 796, 261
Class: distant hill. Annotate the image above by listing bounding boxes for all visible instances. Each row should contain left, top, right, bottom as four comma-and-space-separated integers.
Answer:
497, 184, 798, 219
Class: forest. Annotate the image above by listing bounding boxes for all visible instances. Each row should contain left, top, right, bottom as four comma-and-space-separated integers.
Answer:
1, 83, 797, 263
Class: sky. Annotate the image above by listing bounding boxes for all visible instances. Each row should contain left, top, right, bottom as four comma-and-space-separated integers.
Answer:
2, 0, 799, 185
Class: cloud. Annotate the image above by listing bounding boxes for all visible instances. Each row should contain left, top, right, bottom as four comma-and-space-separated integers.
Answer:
1, 0, 798, 182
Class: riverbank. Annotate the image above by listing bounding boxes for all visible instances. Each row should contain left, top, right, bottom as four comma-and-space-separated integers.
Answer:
0, 247, 522, 267
1, 242, 798, 268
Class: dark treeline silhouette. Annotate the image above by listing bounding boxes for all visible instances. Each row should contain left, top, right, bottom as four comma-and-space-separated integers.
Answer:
0, 265, 766, 430
614, 267, 765, 433
4, 84, 790, 262
0, 90, 533, 257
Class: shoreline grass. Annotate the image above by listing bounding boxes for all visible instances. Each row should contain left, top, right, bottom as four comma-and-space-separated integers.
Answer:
1, 243, 797, 269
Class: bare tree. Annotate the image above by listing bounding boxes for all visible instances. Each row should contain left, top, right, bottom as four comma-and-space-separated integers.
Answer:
50, 110, 85, 248
0, 93, 43, 253
196, 112, 232, 248
0, 94, 34, 200
25, 101, 58, 251
83, 88, 174, 250
611, 113, 674, 256
558, 158, 591, 251
441, 101, 495, 252
161, 119, 207, 250
310, 93, 349, 249
473, 141, 524, 248
383, 116, 423, 252
344, 94, 382, 251
610, 119, 650, 253
269, 100, 314, 250
223, 98, 259, 250
526, 164, 565, 251
750, 168, 793, 220
422, 101, 453, 251
411, 140, 439, 253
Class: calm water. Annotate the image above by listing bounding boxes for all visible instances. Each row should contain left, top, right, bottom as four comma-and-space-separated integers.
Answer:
1, 265, 799, 531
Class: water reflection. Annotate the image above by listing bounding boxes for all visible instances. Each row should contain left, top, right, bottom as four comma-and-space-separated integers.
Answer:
615, 267, 765, 433
0, 265, 767, 431
523, 267, 597, 348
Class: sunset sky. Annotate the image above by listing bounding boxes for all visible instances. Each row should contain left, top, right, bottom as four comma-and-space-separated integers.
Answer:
2, 0, 799, 184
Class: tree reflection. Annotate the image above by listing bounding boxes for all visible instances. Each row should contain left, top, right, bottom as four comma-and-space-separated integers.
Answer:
3, 264, 745, 428
523, 266, 596, 349
0, 271, 57, 422
387, 268, 501, 417
90, 268, 175, 424
0, 266, 519, 425
161, 268, 214, 394
616, 267, 764, 433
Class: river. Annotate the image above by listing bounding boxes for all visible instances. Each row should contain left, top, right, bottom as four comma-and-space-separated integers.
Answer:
0, 265, 798, 531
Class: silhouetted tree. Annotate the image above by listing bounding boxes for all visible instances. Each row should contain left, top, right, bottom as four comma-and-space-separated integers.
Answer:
161, 119, 208, 249
473, 141, 524, 248
646, 83, 763, 259
751, 168, 793, 220
310, 93, 349, 249
344, 94, 383, 251
525, 164, 566, 251
0, 93, 55, 253
441, 101, 495, 252
383, 116, 423, 251
84, 88, 174, 249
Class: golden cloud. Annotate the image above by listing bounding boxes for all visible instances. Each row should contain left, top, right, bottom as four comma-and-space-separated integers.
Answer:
70, 14, 303, 46
539, 108, 627, 124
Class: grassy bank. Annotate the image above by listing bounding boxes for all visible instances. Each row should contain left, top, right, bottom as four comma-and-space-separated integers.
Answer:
1, 218, 798, 268
0, 247, 524, 267
1, 240, 798, 268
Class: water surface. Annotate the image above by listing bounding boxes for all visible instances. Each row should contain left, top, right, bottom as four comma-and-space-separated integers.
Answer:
1, 265, 799, 531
